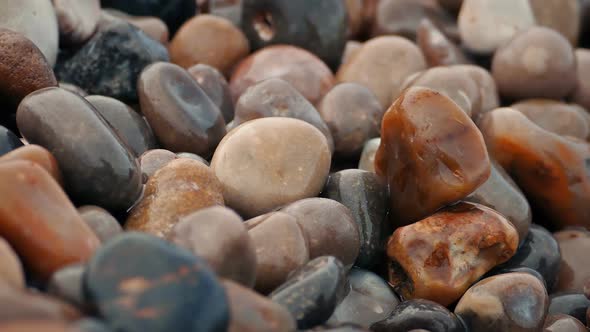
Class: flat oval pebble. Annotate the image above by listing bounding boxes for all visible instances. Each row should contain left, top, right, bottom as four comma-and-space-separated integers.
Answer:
548, 293, 590, 324
371, 299, 464, 332
211, 117, 331, 218
543, 314, 587, 332
126, 159, 224, 238
17, 87, 142, 211
0, 238, 24, 289
53, 0, 101, 44
77, 206, 123, 244
554, 229, 590, 293
188, 64, 234, 123
0, 145, 61, 184
84, 232, 229, 332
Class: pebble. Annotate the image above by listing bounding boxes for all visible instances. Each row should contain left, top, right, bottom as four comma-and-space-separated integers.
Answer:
573, 50, 590, 111
47, 264, 85, 308
455, 273, 549, 332
176, 152, 209, 165
341, 41, 363, 66
230, 45, 335, 105
240, 0, 347, 69
139, 149, 177, 179
479, 108, 590, 229
322, 170, 390, 269
188, 64, 234, 123
0, 321, 80, 332
416, 19, 470, 68
458, 0, 535, 55
0, 238, 24, 289
529, 0, 580, 46
0, 285, 82, 322
358, 138, 380, 173
0, 160, 100, 281
317, 83, 383, 157
211, 118, 331, 218
169, 15, 249, 75
234, 78, 334, 151
270, 256, 347, 329
554, 229, 590, 293
223, 279, 296, 332
371, 299, 464, 332
375, 87, 490, 226
491, 27, 577, 101
455, 65, 500, 115
104, 10, 169, 45
138, 62, 226, 157
53, 0, 101, 45
548, 292, 590, 324
344, 0, 363, 38
336, 36, 427, 109
55, 19, 169, 103
84, 232, 229, 332
308, 323, 369, 332
0, 126, 23, 156
328, 268, 399, 328
0, 0, 59, 66
17, 87, 143, 211
543, 314, 587, 332
126, 159, 224, 238
72, 318, 113, 332
168, 206, 257, 287
59, 82, 88, 97
0, 145, 62, 184
77, 206, 123, 244
387, 202, 518, 306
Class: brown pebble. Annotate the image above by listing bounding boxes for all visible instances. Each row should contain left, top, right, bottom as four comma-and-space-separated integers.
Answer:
77, 206, 122, 243
554, 229, 590, 293
543, 314, 587, 332
53, 0, 101, 44
169, 14, 249, 75
572, 49, 590, 111
511, 99, 590, 139
188, 63, 235, 123
0, 321, 77, 332
417, 19, 470, 68
139, 149, 177, 179
0, 145, 61, 185
529, 0, 580, 46
0, 238, 24, 289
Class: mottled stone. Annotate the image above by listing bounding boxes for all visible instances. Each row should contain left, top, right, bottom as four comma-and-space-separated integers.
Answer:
53, 0, 100, 44
358, 138, 379, 173
375, 87, 491, 226
126, 159, 224, 238
548, 293, 590, 324
77, 206, 123, 243
371, 299, 464, 332
270, 256, 347, 329
168, 206, 256, 287
455, 273, 549, 332
211, 118, 331, 218
387, 202, 519, 306
543, 314, 587, 332
0, 126, 23, 156
47, 264, 85, 308
572, 50, 590, 111
417, 19, 470, 68
529, 0, 580, 46
511, 99, 589, 140
0, 145, 61, 184
0, 285, 82, 322
84, 233, 229, 332
139, 149, 177, 179
188, 64, 234, 123
230, 45, 335, 105
17, 87, 143, 211
138, 62, 226, 157
0, 238, 24, 289
554, 230, 590, 293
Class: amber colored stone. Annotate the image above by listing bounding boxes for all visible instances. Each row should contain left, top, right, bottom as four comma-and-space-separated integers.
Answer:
0, 285, 82, 322
543, 314, 587, 332
358, 138, 380, 173
0, 161, 99, 281
0, 145, 61, 184
417, 19, 470, 68
126, 159, 224, 238
337, 36, 426, 109
230, 45, 335, 105
529, 0, 580, 46
572, 50, 590, 112
479, 108, 590, 229
554, 229, 590, 293
386, 202, 519, 306
375, 87, 491, 226
169, 15, 249, 75
0, 238, 24, 289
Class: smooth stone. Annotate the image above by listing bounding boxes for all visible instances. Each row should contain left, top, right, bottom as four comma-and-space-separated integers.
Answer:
484, 266, 547, 289
543, 314, 587, 332
126, 159, 224, 238
53, 0, 101, 44
230, 45, 335, 105
0, 285, 82, 322
223, 279, 297, 332
492, 27, 577, 101
280, 198, 360, 269
270, 256, 347, 329
77, 206, 123, 243
47, 264, 85, 308
0, 126, 23, 156
108, 11, 169, 44
341, 41, 363, 66
246, 212, 309, 293
170, 15, 249, 75
0, 145, 61, 184
371, 299, 464, 332
336, 36, 427, 109
138, 62, 226, 157
554, 230, 590, 293
455, 65, 500, 115
387, 202, 519, 306
209, 0, 242, 26
211, 118, 331, 218
139, 149, 177, 179
417, 19, 470, 68
188, 64, 234, 123
358, 138, 379, 173
84, 233, 229, 332
168, 206, 256, 287
0, 238, 24, 289
572, 50, 590, 111
59, 82, 88, 97
322, 170, 390, 269
308, 323, 369, 331
548, 293, 590, 324
0, 29, 57, 112
466, 160, 532, 245
0, 0, 58, 66
72, 319, 113, 332
529, 0, 580, 46
328, 269, 399, 328
0, 160, 100, 281
86, 95, 157, 157
234, 78, 334, 151
17, 87, 142, 211
317, 83, 383, 157
479, 108, 590, 229
344, 0, 363, 38
0, 321, 80, 332
240, 0, 347, 69
511, 99, 589, 140
55, 20, 169, 103
458, 0, 535, 54
375, 87, 491, 226
455, 273, 549, 332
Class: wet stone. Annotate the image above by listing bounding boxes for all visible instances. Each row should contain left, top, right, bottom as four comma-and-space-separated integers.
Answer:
375, 87, 490, 226
417, 19, 470, 68
168, 206, 256, 287
17, 87, 143, 211
554, 229, 590, 293
53, 0, 101, 45
188, 64, 234, 123
543, 314, 587, 332
77, 206, 123, 244
139, 149, 177, 179
0, 238, 24, 289
270, 256, 347, 330
548, 293, 590, 324
455, 273, 549, 332
138, 62, 226, 157
0, 126, 23, 156
371, 299, 464, 332
47, 264, 85, 308
0, 285, 82, 322
358, 138, 379, 173
84, 233, 229, 332
126, 158, 224, 238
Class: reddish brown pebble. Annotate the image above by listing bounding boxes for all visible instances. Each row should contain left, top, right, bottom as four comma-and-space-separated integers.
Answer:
126, 159, 224, 238
375, 87, 490, 226
387, 202, 519, 306
53, 0, 101, 44
417, 19, 470, 68
0, 238, 24, 289
0, 145, 61, 185
572, 50, 590, 111
554, 229, 590, 293
77, 206, 122, 243
511, 99, 590, 139
543, 314, 587, 332
529, 0, 580, 46
0, 285, 82, 322
139, 149, 177, 179
230, 45, 335, 105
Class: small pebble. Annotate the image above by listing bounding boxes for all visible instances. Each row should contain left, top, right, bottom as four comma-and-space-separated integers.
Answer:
139, 149, 177, 179
548, 292, 590, 324
543, 314, 587, 332
77, 206, 123, 244
53, 0, 101, 45
371, 299, 464, 332
188, 64, 234, 123
358, 138, 380, 173
554, 229, 590, 293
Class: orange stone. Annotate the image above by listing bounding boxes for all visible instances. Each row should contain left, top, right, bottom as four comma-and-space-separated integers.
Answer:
0, 145, 61, 184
